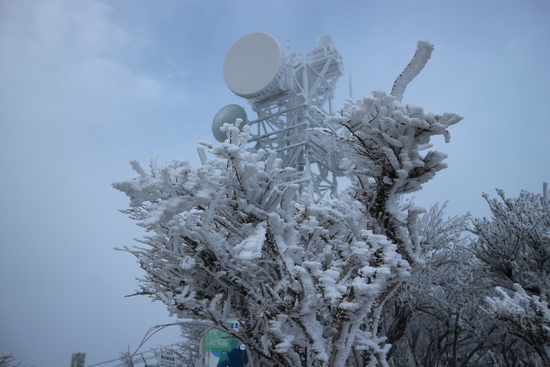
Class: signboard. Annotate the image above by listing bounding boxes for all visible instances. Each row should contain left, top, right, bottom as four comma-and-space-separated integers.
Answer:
204, 328, 233, 351
158, 353, 177, 367
70, 352, 86, 367
204, 320, 248, 367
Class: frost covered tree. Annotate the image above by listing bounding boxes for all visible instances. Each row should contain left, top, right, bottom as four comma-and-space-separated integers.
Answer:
152, 325, 201, 366
119, 347, 137, 367
0, 353, 21, 367
379, 204, 487, 366
472, 185, 550, 366
381, 191, 549, 367
114, 40, 462, 366
381, 204, 513, 367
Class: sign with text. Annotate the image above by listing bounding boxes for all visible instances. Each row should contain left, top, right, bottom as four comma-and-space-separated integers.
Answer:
158, 353, 177, 367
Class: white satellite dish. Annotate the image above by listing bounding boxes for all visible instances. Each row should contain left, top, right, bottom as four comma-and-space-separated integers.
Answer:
315, 35, 333, 49
223, 32, 288, 100
212, 104, 248, 142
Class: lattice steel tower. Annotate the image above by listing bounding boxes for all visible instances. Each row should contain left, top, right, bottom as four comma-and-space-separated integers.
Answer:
213, 32, 344, 198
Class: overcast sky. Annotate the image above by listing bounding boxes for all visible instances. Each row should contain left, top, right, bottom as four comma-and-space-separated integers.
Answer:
1, 0, 549, 366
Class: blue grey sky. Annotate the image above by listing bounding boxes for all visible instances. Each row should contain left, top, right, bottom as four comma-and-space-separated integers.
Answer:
1, 0, 548, 366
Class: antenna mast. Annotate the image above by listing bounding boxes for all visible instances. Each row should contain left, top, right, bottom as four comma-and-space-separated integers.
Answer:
214, 32, 344, 199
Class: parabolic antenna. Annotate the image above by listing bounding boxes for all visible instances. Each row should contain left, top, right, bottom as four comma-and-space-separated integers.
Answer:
223, 32, 287, 100
212, 104, 248, 142
315, 35, 333, 49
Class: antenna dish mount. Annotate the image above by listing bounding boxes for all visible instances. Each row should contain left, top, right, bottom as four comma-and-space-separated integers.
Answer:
223, 32, 288, 101
212, 104, 248, 142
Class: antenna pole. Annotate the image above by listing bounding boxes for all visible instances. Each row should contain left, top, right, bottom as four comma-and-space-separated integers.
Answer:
349, 68, 353, 99
285, 30, 290, 51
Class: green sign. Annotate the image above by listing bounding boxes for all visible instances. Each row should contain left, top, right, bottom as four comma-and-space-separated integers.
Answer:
204, 328, 233, 351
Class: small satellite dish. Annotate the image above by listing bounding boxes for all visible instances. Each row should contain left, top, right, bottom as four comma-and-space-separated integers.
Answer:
315, 35, 333, 49
223, 32, 287, 100
212, 104, 248, 142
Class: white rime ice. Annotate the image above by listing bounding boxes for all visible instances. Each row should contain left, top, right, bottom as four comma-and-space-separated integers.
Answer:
391, 40, 434, 102
113, 41, 462, 366
473, 187, 550, 365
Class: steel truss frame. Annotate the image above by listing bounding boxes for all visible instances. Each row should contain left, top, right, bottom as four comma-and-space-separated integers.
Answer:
247, 42, 344, 199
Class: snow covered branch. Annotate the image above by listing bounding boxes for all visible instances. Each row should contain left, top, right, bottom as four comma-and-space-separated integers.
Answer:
322, 89, 461, 267
473, 186, 550, 365
391, 40, 434, 102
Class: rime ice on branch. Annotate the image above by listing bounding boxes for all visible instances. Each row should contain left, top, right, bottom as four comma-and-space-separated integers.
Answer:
473, 186, 550, 365
113, 40, 462, 367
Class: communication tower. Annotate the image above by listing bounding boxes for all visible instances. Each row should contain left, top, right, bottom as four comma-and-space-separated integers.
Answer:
213, 32, 345, 198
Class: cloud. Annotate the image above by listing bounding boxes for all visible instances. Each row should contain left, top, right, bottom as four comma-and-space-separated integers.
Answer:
0, 0, 185, 132
0, 0, 128, 59
0, 2, 187, 364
